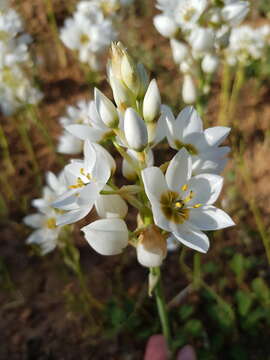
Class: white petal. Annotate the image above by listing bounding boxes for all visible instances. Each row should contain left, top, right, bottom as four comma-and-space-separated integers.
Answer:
166, 148, 192, 192
56, 206, 91, 226
173, 224, 209, 253
66, 124, 106, 142
95, 193, 128, 219
188, 205, 235, 231
204, 127, 231, 147
124, 108, 148, 151
182, 106, 203, 135
46, 172, 59, 192
82, 218, 129, 255
24, 214, 44, 228
142, 167, 168, 203
186, 173, 223, 206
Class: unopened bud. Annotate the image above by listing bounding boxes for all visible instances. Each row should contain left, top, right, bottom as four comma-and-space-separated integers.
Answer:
143, 79, 161, 123
110, 76, 131, 112
110, 42, 125, 80
137, 63, 149, 98
94, 88, 118, 128
124, 108, 148, 151
201, 53, 219, 74
190, 27, 215, 53
170, 39, 189, 64
137, 225, 167, 267
182, 74, 197, 104
121, 50, 140, 95
153, 14, 178, 38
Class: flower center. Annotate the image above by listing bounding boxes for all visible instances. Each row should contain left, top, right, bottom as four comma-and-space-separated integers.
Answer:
45, 217, 57, 229
80, 33, 90, 45
183, 7, 196, 22
160, 191, 190, 224
160, 187, 202, 224
174, 140, 198, 155
68, 168, 91, 189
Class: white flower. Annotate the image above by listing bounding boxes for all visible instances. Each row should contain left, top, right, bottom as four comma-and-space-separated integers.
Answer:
165, 106, 230, 174
174, 0, 208, 29
182, 74, 197, 104
142, 148, 235, 253
201, 53, 219, 74
60, 4, 116, 67
143, 79, 161, 123
153, 14, 178, 38
65, 100, 113, 145
189, 27, 215, 54
53, 141, 113, 225
82, 218, 129, 255
124, 108, 148, 151
226, 25, 265, 66
24, 171, 67, 255
170, 39, 189, 64
221, 1, 249, 27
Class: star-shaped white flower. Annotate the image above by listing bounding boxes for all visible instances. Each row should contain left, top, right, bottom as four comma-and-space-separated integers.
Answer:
142, 148, 235, 253
165, 106, 231, 174
53, 141, 114, 225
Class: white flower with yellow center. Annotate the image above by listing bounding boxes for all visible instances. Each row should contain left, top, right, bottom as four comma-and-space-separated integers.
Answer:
142, 148, 235, 253
165, 106, 230, 174
24, 171, 67, 255
53, 141, 114, 225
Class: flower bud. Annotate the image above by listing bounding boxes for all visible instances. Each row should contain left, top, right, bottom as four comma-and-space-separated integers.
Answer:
189, 27, 214, 53
110, 42, 125, 80
110, 75, 131, 112
153, 14, 178, 38
94, 88, 118, 128
121, 50, 140, 95
143, 79, 161, 123
201, 53, 219, 74
137, 63, 149, 99
95, 187, 128, 219
122, 148, 154, 180
182, 74, 197, 104
124, 108, 148, 151
136, 225, 167, 267
170, 39, 189, 64
82, 218, 129, 256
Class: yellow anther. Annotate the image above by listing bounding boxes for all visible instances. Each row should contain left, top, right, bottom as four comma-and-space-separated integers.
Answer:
80, 168, 85, 176
181, 184, 188, 192
68, 177, 85, 189
46, 217, 57, 229
175, 201, 184, 209
193, 203, 202, 208
183, 191, 194, 203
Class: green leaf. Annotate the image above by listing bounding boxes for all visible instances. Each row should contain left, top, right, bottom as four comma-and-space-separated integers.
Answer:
184, 319, 203, 337
236, 290, 253, 317
229, 253, 245, 283
252, 278, 270, 305
178, 304, 195, 321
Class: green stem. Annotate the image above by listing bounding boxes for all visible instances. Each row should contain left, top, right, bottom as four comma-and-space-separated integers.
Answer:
15, 114, 42, 188
218, 61, 231, 126
43, 0, 67, 68
193, 253, 201, 290
228, 64, 245, 128
0, 122, 14, 174
153, 267, 172, 353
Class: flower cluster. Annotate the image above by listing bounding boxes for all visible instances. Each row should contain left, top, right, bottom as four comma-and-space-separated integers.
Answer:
0, 1, 42, 115
60, 0, 133, 70
25, 42, 234, 270
226, 24, 270, 66
153, 0, 250, 104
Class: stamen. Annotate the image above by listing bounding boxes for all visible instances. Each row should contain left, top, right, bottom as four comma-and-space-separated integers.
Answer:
45, 217, 57, 229
181, 184, 188, 192
193, 203, 202, 208
183, 190, 194, 203
175, 201, 184, 209
68, 177, 85, 189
